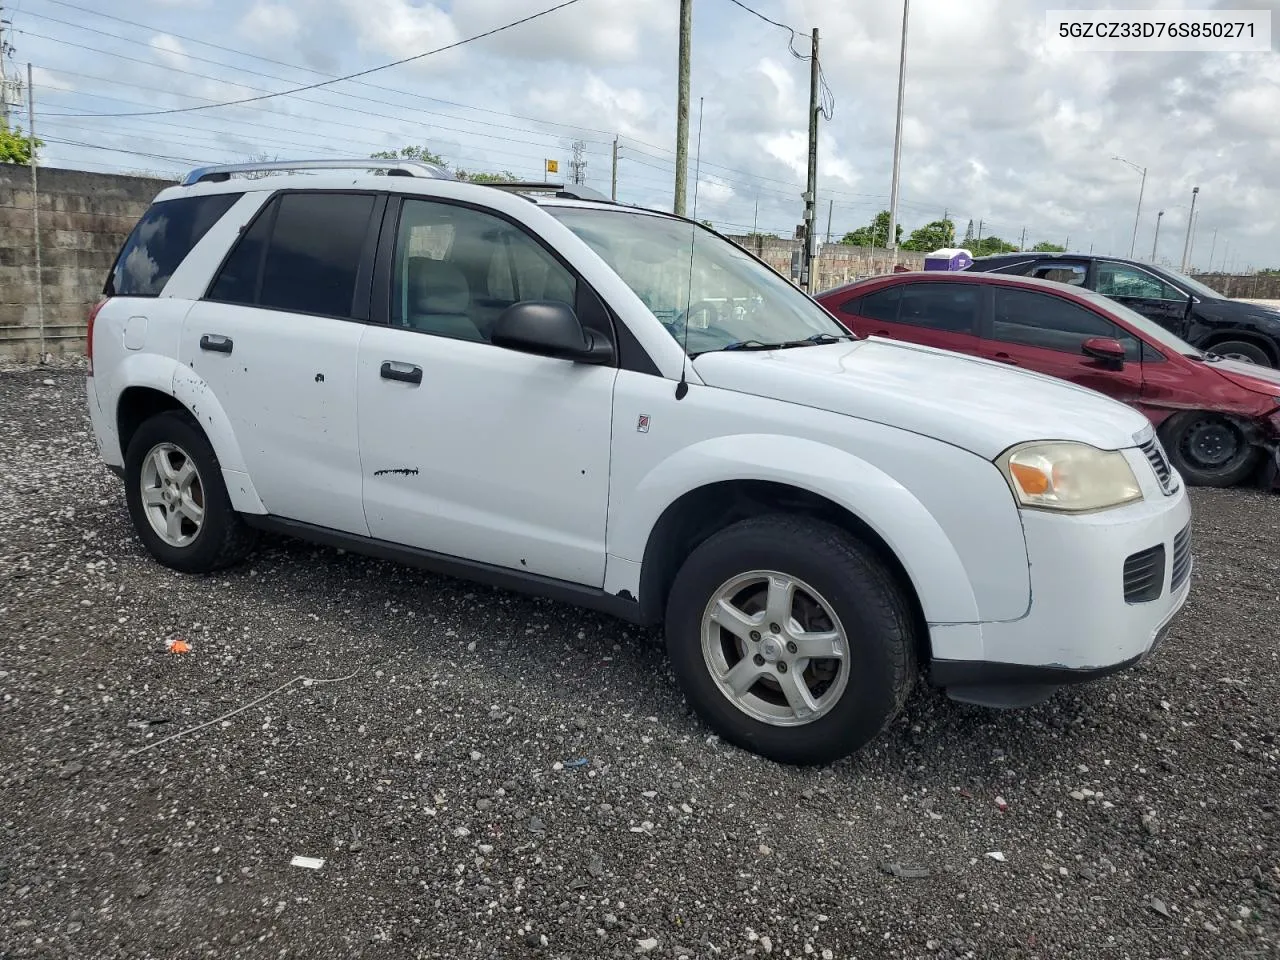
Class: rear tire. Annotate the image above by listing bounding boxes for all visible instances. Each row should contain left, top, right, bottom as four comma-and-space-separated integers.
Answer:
1209, 340, 1271, 366
123, 410, 256, 573
664, 514, 916, 766
1159, 411, 1260, 488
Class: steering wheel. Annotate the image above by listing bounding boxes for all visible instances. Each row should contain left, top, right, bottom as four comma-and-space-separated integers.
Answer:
676, 299, 724, 331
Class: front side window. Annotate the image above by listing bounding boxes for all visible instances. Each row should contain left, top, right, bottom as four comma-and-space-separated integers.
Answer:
991, 287, 1141, 360
544, 207, 847, 356
206, 192, 377, 319
897, 282, 980, 333
390, 198, 578, 342
107, 192, 242, 297
1094, 263, 1181, 301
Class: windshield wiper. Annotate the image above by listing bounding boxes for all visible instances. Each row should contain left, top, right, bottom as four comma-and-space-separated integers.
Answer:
694, 333, 856, 357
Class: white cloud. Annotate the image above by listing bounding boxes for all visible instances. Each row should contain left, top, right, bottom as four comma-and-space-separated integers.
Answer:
238, 3, 302, 43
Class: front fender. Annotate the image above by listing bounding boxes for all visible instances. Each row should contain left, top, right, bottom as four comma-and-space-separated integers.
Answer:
608, 433, 984, 627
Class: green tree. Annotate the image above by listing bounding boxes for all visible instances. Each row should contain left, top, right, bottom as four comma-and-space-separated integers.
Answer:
454, 169, 519, 183
371, 145, 445, 165
1, 122, 42, 165
840, 210, 902, 248
901, 219, 956, 251
968, 236, 1019, 256
962, 219, 975, 245
1031, 241, 1065, 252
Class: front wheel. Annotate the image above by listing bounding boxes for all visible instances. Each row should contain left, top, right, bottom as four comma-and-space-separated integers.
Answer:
1209, 340, 1271, 366
1159, 411, 1261, 488
664, 515, 917, 765
123, 410, 257, 573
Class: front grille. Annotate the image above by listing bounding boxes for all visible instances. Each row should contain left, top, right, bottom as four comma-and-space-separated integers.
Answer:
1123, 545, 1166, 603
1139, 438, 1178, 496
1170, 522, 1193, 590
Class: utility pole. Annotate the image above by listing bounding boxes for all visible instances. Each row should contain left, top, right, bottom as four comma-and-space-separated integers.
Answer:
976, 219, 983, 245
0, 5, 14, 129
825, 198, 833, 245
1019, 227, 1026, 251
752, 194, 758, 235
802, 27, 819, 292
1151, 210, 1164, 261
1208, 227, 1218, 271
886, 0, 909, 261
27, 62, 43, 362
1065, 235, 1070, 251
1179, 185, 1199, 273
674, 0, 692, 216
610, 136, 618, 201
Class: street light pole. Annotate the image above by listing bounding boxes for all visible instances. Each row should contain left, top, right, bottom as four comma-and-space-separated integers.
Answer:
1112, 156, 1146, 259
1179, 186, 1199, 273
886, 0, 909, 261
1151, 210, 1164, 262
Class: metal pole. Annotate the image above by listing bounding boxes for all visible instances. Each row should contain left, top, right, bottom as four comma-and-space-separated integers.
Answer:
1151, 210, 1164, 261
825, 198, 833, 245
27, 62, 44, 363
1179, 186, 1199, 273
1186, 209, 1198, 270
1019, 227, 1026, 251
1208, 228, 1217, 271
1130, 168, 1146, 258
673, 0, 692, 216
691, 97, 704, 221
1, 8, 12, 129
886, 0, 909, 260
610, 136, 618, 201
803, 27, 819, 291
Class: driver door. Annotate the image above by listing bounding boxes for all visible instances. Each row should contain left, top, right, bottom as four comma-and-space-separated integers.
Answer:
1091, 262, 1191, 338
356, 196, 618, 587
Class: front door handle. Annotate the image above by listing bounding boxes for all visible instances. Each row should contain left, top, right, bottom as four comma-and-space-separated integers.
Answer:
199, 334, 233, 354
992, 352, 1019, 365
380, 361, 422, 385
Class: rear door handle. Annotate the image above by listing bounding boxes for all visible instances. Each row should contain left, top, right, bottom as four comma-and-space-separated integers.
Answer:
992, 352, 1019, 365
380, 361, 422, 385
199, 334, 233, 354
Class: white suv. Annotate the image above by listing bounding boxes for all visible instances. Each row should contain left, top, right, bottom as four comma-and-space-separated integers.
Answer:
85, 159, 1193, 765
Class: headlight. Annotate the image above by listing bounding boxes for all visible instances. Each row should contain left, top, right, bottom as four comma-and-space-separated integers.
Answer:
996, 441, 1143, 512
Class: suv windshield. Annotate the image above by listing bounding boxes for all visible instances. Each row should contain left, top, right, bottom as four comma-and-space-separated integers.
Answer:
1155, 265, 1223, 300
544, 206, 850, 355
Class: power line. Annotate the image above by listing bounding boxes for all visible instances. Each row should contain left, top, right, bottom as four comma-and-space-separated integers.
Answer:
40, 0, 590, 119
722, 0, 833, 120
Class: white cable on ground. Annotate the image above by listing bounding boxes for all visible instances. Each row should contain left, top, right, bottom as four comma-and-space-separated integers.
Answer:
125, 668, 362, 758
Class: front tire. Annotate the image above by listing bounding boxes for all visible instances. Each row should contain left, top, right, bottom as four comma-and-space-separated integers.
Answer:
664, 515, 916, 766
1209, 340, 1271, 366
124, 410, 256, 573
1159, 411, 1261, 488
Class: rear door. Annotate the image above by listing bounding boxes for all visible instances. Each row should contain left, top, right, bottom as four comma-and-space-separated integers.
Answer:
836, 281, 982, 357
1090, 261, 1191, 338
979, 285, 1145, 403
180, 190, 384, 534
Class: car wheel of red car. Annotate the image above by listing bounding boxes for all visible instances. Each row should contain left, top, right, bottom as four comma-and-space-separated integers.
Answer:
1159, 411, 1261, 488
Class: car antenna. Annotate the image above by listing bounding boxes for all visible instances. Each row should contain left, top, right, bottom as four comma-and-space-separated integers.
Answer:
676, 222, 696, 400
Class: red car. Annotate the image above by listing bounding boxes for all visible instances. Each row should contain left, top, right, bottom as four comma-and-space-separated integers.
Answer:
817, 272, 1280, 487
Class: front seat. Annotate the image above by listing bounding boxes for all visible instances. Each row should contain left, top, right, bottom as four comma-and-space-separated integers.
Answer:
403, 257, 485, 342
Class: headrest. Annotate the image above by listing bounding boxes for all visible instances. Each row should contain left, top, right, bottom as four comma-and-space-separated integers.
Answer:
407, 257, 470, 314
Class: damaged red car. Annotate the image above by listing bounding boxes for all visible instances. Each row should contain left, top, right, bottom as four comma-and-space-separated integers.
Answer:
817, 271, 1280, 487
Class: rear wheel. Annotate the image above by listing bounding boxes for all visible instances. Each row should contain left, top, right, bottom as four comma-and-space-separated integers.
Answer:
1159, 411, 1260, 488
664, 514, 916, 766
1209, 340, 1271, 366
123, 410, 256, 573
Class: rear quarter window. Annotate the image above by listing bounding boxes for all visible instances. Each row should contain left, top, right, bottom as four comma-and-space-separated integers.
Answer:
106, 192, 243, 297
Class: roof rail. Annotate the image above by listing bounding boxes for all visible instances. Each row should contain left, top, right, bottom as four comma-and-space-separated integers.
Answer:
180, 158, 457, 186
481, 181, 614, 203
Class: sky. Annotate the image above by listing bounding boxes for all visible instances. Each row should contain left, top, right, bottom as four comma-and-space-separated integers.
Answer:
1, 0, 1277, 271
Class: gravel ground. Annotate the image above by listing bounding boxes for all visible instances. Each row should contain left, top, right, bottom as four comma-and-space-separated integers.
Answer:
2, 364, 1279, 960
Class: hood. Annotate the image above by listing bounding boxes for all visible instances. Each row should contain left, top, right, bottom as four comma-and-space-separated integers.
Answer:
692, 338, 1153, 459
1206, 356, 1280, 400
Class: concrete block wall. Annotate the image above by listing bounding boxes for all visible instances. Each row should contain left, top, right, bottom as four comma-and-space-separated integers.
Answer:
0, 164, 175, 359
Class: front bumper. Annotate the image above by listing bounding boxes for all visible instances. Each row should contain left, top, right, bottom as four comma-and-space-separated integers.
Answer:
931, 449, 1192, 707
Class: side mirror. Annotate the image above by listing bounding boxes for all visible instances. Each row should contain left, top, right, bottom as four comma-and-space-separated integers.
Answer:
490, 300, 615, 364
1082, 336, 1126, 370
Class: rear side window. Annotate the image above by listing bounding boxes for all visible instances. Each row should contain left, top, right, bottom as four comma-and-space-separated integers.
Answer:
206, 192, 378, 319
106, 192, 242, 297
845, 286, 900, 322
